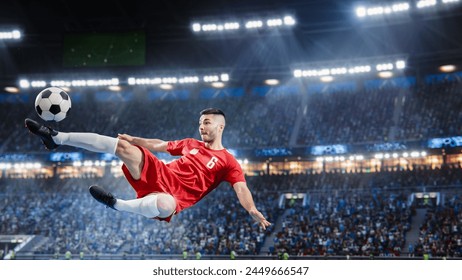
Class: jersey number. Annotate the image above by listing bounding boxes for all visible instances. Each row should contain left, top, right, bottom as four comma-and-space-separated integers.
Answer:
206, 156, 218, 169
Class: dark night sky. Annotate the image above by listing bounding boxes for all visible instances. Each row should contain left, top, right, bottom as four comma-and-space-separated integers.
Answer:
1, 0, 461, 82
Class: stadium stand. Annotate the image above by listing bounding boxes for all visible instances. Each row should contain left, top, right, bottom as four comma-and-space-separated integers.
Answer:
1, 74, 462, 259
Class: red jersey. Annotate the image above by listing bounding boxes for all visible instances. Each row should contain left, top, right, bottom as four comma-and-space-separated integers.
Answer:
166, 138, 245, 211
122, 138, 245, 217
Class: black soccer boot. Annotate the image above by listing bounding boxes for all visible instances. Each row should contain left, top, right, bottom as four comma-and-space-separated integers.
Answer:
24, 118, 59, 150
89, 185, 117, 210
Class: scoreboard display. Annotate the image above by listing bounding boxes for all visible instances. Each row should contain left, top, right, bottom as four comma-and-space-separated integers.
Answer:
63, 31, 145, 67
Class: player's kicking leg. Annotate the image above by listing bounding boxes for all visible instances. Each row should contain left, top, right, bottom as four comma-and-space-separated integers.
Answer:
25, 118, 176, 219
24, 118, 59, 150
25, 118, 117, 154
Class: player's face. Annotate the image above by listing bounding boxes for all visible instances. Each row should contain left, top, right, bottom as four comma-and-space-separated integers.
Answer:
199, 114, 223, 143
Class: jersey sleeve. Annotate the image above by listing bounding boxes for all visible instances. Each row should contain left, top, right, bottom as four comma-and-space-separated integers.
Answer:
224, 155, 246, 185
167, 138, 190, 156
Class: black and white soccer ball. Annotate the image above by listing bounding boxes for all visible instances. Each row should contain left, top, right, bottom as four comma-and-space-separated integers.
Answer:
34, 87, 72, 122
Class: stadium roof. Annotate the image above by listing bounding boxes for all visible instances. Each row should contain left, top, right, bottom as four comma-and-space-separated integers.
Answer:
1, 0, 462, 85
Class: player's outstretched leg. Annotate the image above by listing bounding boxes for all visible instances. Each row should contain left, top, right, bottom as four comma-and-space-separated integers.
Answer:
25, 118, 118, 154
89, 185, 117, 210
25, 118, 59, 150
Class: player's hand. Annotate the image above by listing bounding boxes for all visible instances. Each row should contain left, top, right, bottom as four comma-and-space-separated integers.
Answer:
118, 133, 135, 143
249, 209, 271, 230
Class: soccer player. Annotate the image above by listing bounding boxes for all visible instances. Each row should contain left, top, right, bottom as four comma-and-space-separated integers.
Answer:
25, 108, 271, 229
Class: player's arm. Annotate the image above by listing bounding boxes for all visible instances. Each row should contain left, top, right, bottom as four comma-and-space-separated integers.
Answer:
118, 134, 168, 153
233, 181, 271, 230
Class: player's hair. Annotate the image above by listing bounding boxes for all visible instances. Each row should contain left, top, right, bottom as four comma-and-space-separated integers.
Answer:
200, 108, 226, 119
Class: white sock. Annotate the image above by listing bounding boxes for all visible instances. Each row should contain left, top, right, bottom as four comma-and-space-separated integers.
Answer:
52, 132, 118, 154
114, 195, 160, 218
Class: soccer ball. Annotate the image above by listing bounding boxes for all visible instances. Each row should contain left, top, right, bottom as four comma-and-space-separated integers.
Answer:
35, 87, 72, 122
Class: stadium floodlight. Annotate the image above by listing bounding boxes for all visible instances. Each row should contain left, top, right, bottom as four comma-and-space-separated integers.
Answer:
320, 76, 334, 82
50, 80, 71, 87
283, 16, 296, 26
356, 6, 367, 17
0, 29, 21, 40
201, 24, 218, 32
368, 6, 385, 16
178, 76, 200, 84
355, 2, 410, 18
293, 70, 302, 78
376, 63, 394, 71
267, 18, 283, 27
161, 77, 178, 84
211, 82, 225, 88
76, 78, 119, 87
392, 2, 411, 12
21, 72, 230, 89
395, 60, 406, 69
204, 73, 230, 83
410, 151, 421, 157
0, 163, 12, 170
220, 73, 229, 82
11, 162, 42, 170
159, 84, 173, 90
128, 72, 229, 86
127, 77, 136, 85
267, 16, 297, 27
192, 15, 295, 33
192, 23, 201, 32
317, 69, 331, 76
192, 21, 240, 33
51, 78, 119, 87
355, 155, 364, 160
348, 155, 365, 161
375, 153, 384, 159
203, 75, 220, 82
128, 77, 162, 85
330, 68, 348, 75
224, 22, 240, 30
108, 85, 122, 91
348, 65, 371, 74
19, 79, 30, 89
19, 78, 120, 88
245, 20, 264, 29
357, 0, 461, 20
336, 156, 346, 161
31, 80, 47, 88
293, 57, 406, 79
378, 71, 394, 78
325, 156, 334, 162
264, 79, 280, 85
4, 87, 20, 93
416, 0, 437, 9
439, 65, 456, 72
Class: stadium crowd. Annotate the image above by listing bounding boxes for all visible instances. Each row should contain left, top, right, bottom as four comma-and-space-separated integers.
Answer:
273, 191, 412, 257
2, 166, 462, 258
412, 191, 462, 258
0, 176, 278, 257
0, 75, 461, 153
1, 74, 462, 259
